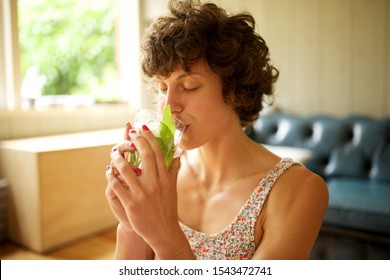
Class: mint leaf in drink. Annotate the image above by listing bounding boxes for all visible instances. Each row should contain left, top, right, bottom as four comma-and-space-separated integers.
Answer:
157, 105, 176, 168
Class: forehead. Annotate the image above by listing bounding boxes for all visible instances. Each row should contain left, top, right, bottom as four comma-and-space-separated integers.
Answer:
155, 59, 213, 81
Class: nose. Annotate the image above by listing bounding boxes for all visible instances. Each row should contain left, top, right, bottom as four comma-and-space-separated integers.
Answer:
162, 88, 183, 114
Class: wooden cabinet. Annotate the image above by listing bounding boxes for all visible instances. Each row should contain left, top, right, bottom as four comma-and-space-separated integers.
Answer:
0, 129, 122, 253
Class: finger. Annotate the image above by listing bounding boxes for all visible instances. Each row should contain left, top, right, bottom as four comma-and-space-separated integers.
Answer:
124, 122, 133, 141
110, 173, 132, 202
139, 124, 167, 175
129, 127, 159, 178
110, 149, 142, 192
111, 140, 136, 156
115, 173, 128, 187
109, 141, 141, 177
107, 164, 141, 220
105, 165, 127, 198
105, 166, 132, 223
168, 156, 181, 187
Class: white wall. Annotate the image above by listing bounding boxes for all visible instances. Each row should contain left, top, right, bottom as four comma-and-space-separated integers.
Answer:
143, 0, 390, 118
251, 0, 390, 117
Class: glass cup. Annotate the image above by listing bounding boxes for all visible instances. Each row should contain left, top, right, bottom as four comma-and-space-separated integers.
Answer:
125, 109, 186, 168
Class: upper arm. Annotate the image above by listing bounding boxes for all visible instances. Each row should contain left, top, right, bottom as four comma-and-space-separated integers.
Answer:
252, 166, 329, 260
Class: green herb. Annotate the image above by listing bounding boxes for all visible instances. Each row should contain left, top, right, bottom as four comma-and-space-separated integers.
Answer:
156, 105, 176, 168
126, 105, 177, 168
127, 149, 141, 167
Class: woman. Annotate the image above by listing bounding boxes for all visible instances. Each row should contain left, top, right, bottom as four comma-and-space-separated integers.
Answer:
106, 0, 328, 260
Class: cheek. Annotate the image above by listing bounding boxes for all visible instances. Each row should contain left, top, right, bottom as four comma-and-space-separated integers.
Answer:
199, 97, 230, 120
194, 90, 225, 111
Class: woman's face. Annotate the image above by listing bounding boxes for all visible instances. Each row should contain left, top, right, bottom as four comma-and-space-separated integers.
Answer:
155, 60, 237, 150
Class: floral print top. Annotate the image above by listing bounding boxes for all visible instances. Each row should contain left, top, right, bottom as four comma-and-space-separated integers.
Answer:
178, 158, 296, 260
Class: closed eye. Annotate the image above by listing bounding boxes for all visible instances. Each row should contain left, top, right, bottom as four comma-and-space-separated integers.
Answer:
183, 87, 199, 92
159, 86, 200, 94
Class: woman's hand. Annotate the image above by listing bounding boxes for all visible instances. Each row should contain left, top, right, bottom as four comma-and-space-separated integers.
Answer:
105, 123, 138, 233
108, 124, 182, 249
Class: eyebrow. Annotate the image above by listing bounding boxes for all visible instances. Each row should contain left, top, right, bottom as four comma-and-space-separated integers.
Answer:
156, 71, 204, 82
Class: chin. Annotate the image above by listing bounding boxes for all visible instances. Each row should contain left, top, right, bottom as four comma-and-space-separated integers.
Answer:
179, 137, 197, 151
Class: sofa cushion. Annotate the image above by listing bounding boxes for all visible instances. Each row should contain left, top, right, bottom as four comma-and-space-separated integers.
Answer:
341, 116, 387, 159
324, 144, 368, 178
370, 142, 390, 181
324, 178, 390, 234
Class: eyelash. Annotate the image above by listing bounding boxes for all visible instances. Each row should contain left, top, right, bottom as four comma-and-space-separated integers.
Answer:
183, 87, 199, 92
158, 87, 199, 94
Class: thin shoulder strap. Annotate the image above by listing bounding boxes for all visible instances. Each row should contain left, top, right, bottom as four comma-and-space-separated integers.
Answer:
244, 158, 297, 218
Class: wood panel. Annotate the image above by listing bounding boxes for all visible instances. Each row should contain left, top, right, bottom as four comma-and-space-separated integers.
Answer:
258, 0, 294, 112
352, 0, 386, 116
0, 129, 122, 252
291, 0, 322, 115
40, 147, 115, 250
1, 150, 42, 250
322, 0, 352, 116
386, 0, 390, 113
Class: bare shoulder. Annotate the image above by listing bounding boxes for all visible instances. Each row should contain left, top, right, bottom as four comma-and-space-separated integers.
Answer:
253, 163, 329, 259
272, 163, 328, 206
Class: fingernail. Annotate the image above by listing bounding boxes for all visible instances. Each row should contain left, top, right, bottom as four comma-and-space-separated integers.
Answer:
133, 167, 142, 176
111, 148, 118, 153
142, 125, 149, 132
129, 129, 137, 134
129, 142, 136, 148
106, 165, 111, 171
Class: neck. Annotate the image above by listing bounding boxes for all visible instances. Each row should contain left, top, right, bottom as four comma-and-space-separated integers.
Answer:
186, 123, 257, 189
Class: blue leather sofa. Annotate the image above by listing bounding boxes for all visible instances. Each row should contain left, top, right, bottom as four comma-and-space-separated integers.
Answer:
247, 113, 390, 259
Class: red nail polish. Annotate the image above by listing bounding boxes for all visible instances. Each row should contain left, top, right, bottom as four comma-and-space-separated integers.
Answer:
111, 148, 118, 153
106, 165, 111, 171
142, 124, 149, 132
133, 167, 142, 176
129, 129, 137, 134
129, 142, 136, 148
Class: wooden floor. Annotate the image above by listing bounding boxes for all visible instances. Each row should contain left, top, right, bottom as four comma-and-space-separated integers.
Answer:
0, 227, 117, 260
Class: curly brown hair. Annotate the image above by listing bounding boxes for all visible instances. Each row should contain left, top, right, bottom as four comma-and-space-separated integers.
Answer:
141, 0, 279, 127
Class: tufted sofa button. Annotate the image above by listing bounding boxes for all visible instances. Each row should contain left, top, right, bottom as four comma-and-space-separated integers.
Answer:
342, 125, 354, 144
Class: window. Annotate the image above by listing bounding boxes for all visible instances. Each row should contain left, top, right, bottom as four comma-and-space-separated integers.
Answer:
0, 0, 142, 111
19, 0, 118, 108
